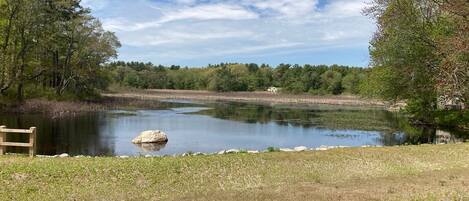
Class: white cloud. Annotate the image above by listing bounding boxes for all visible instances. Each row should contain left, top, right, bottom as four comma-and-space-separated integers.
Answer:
324, 0, 368, 17
84, 0, 375, 66
243, 0, 318, 17
160, 4, 258, 22
80, 0, 110, 11
126, 30, 257, 46
102, 4, 259, 31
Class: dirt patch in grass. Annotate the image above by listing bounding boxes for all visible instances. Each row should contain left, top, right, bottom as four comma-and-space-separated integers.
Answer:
1, 144, 469, 200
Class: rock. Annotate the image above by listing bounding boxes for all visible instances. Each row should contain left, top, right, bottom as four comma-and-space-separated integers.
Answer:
294, 146, 308, 152
247, 150, 259, 154
226, 149, 240, 154
280, 148, 295, 152
59, 153, 69, 158
132, 130, 168, 144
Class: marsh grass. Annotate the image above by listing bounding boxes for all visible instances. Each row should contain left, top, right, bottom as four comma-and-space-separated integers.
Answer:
103, 89, 385, 107
0, 96, 197, 118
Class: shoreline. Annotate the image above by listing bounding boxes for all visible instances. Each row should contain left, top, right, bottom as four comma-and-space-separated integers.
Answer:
103, 89, 386, 107
0, 90, 386, 118
32, 144, 382, 158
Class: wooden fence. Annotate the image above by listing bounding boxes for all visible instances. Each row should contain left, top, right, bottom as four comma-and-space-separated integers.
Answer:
0, 125, 36, 157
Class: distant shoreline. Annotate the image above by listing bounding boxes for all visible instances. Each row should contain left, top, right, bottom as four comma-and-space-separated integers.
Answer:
0, 89, 385, 118
103, 89, 386, 107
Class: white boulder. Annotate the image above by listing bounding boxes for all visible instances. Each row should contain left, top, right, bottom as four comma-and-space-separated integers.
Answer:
132, 130, 168, 144
59, 153, 69, 158
294, 146, 308, 152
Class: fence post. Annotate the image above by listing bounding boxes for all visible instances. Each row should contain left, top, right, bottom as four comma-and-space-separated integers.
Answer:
29, 127, 36, 157
0, 125, 5, 155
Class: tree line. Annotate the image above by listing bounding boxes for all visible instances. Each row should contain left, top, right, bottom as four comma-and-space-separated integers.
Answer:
104, 62, 369, 95
0, 0, 120, 102
362, 0, 468, 126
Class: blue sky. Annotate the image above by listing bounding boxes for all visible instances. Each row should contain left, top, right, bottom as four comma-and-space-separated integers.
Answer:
82, 0, 375, 67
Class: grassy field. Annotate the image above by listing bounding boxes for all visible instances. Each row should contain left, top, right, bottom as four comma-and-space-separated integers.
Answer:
1, 144, 469, 201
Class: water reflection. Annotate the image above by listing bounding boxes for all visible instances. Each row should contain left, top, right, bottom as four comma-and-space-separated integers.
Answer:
194, 102, 469, 146
134, 143, 167, 152
0, 113, 115, 156
194, 102, 398, 130
0, 101, 467, 156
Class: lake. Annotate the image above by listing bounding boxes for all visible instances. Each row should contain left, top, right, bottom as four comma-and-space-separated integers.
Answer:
0, 100, 467, 156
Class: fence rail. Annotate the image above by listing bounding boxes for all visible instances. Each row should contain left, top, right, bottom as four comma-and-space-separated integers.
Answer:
0, 125, 36, 157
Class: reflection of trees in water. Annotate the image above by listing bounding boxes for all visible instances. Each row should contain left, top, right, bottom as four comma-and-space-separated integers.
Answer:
378, 121, 469, 146
196, 102, 469, 145
197, 102, 320, 128
197, 102, 395, 130
0, 113, 115, 156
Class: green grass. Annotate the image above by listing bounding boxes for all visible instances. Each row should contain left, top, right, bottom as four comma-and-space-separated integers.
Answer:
1, 144, 469, 200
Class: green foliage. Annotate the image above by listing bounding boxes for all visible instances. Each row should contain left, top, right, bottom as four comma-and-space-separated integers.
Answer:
105, 62, 367, 95
321, 70, 343, 95
364, 0, 469, 126
404, 98, 438, 123
208, 66, 237, 92
367, 0, 438, 100
433, 110, 469, 129
0, 0, 120, 102
360, 66, 401, 99
342, 72, 364, 94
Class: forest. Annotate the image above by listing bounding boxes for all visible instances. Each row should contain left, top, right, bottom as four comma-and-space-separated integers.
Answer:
0, 0, 120, 102
104, 62, 368, 95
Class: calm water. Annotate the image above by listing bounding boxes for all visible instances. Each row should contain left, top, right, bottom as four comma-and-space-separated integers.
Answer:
0, 101, 467, 156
